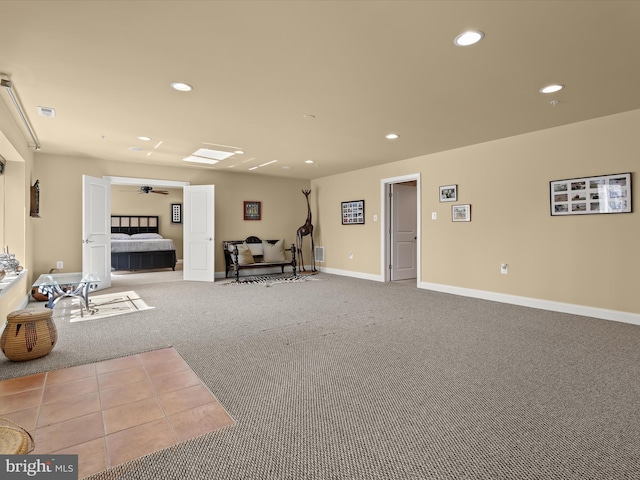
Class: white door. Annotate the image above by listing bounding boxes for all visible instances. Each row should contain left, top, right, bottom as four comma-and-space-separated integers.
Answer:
183, 185, 215, 281
82, 175, 111, 290
391, 183, 417, 281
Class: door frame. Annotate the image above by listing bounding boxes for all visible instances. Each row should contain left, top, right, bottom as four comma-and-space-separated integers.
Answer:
380, 173, 421, 283
83, 175, 190, 278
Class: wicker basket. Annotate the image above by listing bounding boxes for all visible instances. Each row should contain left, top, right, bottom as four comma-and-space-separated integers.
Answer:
1, 309, 58, 361
0, 418, 34, 454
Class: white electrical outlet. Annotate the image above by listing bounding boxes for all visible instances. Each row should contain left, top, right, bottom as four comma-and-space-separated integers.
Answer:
501, 263, 508, 274
57, 261, 63, 269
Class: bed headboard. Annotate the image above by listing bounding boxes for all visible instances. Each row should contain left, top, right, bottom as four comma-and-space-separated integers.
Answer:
111, 215, 159, 235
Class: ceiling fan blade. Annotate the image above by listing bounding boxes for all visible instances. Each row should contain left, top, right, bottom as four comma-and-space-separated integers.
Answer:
152, 190, 169, 195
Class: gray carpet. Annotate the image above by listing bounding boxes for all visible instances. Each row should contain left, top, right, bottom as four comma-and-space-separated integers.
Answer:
2, 272, 640, 479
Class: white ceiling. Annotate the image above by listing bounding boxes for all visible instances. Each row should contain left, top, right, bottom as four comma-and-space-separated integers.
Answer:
1, 1, 639, 180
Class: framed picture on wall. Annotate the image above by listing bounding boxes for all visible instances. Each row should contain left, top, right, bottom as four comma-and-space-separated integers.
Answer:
244, 201, 261, 220
550, 172, 631, 216
341, 200, 365, 224
171, 203, 182, 224
452, 204, 471, 222
439, 184, 457, 202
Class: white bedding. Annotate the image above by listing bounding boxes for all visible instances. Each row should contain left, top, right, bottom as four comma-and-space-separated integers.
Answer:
111, 238, 176, 253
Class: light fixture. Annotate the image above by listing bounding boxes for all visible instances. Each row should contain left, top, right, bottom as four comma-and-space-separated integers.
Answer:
170, 82, 193, 92
385, 133, 399, 140
305, 160, 314, 164
191, 148, 234, 161
234, 150, 245, 155
454, 30, 484, 46
539, 84, 564, 94
259, 160, 278, 167
138, 136, 152, 141
183, 156, 219, 165
1, 78, 41, 150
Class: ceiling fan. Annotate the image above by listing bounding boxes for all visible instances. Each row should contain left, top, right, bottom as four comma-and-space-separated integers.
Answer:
139, 186, 169, 195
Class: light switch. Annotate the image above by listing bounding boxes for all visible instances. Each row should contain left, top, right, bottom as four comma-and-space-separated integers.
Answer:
373, 214, 378, 222
432, 212, 437, 220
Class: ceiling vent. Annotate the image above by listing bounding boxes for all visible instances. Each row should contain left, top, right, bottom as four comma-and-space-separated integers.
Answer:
37, 106, 55, 118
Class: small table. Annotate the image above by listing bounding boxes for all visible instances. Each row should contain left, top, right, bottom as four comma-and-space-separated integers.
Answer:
32, 272, 100, 316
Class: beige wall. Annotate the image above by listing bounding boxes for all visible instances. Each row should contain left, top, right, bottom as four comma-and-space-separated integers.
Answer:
312, 109, 639, 315
30, 154, 312, 279
0, 97, 35, 320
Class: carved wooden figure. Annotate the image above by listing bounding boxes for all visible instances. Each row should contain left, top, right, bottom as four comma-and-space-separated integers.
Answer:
296, 189, 316, 272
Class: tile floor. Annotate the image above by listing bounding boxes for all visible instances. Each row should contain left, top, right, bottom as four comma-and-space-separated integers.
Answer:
0, 347, 234, 478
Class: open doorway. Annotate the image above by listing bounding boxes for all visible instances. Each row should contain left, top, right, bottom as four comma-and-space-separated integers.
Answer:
83, 176, 191, 285
380, 174, 421, 284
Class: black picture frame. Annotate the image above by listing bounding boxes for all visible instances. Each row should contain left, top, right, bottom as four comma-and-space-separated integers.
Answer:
439, 184, 457, 202
341, 200, 365, 225
550, 172, 631, 216
171, 203, 182, 224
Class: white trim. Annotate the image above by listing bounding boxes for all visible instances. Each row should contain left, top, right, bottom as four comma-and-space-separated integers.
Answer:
380, 173, 421, 283
421, 281, 640, 326
106, 176, 190, 188
316, 266, 382, 282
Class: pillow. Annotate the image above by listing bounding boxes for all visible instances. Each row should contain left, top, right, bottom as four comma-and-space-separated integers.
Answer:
131, 233, 163, 239
111, 233, 130, 240
263, 239, 286, 263
236, 243, 255, 265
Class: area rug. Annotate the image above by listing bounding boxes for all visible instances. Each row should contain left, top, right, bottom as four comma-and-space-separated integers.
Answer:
65, 290, 154, 322
218, 273, 320, 286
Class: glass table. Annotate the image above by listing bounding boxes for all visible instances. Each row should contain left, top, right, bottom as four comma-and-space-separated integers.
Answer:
32, 272, 100, 316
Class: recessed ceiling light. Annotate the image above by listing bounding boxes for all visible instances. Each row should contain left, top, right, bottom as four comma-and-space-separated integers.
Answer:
454, 30, 484, 46
138, 136, 152, 141
170, 82, 193, 92
129, 147, 143, 151
303, 114, 316, 119
234, 150, 245, 155
385, 133, 399, 140
282, 166, 292, 170
539, 84, 564, 94
305, 160, 314, 164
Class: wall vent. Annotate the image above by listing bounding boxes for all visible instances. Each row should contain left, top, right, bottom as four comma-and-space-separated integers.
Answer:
37, 106, 56, 118
314, 246, 324, 263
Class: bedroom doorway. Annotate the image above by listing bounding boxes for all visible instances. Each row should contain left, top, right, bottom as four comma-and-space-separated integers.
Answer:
83, 176, 216, 283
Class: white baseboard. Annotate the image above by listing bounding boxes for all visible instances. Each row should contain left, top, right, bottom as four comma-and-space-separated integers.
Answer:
421, 282, 640, 326
315, 266, 382, 282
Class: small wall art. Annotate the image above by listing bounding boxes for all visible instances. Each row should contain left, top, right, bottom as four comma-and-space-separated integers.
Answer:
452, 204, 471, 222
171, 203, 182, 224
341, 200, 365, 225
244, 201, 261, 220
439, 184, 457, 202
550, 172, 631, 216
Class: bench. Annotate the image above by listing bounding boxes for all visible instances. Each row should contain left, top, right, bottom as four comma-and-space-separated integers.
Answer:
223, 236, 297, 282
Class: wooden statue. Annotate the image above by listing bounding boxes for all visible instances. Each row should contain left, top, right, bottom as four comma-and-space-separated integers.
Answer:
296, 189, 316, 272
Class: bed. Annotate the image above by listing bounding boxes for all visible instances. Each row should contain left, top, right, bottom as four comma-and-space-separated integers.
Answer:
111, 215, 177, 271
